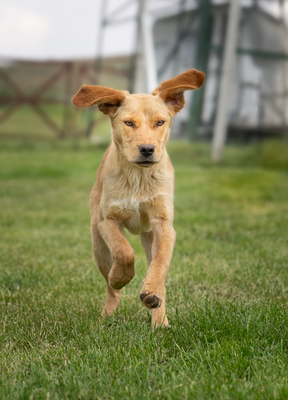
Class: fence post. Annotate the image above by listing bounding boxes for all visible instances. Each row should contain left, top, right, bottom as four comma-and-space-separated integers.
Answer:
211, 0, 241, 162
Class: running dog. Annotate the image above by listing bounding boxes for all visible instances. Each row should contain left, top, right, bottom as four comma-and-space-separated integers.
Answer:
72, 68, 205, 328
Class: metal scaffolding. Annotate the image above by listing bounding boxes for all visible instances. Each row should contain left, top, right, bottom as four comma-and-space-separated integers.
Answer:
1, 0, 287, 152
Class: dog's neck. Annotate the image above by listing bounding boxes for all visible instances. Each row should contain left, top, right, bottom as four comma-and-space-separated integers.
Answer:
105, 140, 169, 196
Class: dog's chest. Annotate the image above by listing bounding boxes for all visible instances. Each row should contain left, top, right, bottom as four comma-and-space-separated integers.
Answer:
106, 196, 151, 234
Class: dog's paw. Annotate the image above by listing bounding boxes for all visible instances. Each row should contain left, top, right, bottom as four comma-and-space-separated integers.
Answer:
109, 279, 126, 290
139, 291, 162, 309
108, 263, 135, 290
109, 273, 133, 290
152, 322, 171, 331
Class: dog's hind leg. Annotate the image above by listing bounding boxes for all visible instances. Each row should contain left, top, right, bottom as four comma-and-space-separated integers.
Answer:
141, 231, 169, 328
98, 219, 135, 290
102, 281, 121, 317
141, 230, 153, 264
91, 223, 121, 316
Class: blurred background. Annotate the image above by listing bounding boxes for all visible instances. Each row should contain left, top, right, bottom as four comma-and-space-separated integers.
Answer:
0, 0, 288, 162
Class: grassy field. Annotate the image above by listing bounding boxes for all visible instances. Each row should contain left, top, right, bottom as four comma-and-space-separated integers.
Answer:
1, 139, 288, 399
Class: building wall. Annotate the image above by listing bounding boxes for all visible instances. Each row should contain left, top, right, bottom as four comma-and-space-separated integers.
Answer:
151, 4, 288, 137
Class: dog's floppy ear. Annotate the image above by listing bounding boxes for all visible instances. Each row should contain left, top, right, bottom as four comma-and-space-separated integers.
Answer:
72, 85, 128, 116
152, 69, 205, 114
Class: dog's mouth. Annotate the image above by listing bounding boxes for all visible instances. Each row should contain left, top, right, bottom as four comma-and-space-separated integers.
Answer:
134, 160, 156, 168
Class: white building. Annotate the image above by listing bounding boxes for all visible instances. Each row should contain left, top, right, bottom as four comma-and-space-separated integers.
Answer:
136, 0, 288, 138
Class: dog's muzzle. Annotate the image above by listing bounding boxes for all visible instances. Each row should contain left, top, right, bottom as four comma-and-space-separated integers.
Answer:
135, 144, 156, 167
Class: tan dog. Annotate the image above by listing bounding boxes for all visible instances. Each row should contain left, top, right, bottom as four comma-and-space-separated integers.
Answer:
72, 69, 204, 328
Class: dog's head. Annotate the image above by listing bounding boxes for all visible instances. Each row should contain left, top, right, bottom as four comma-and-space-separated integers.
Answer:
72, 69, 204, 168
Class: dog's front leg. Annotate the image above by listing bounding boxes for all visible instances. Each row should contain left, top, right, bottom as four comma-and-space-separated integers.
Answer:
140, 215, 176, 328
98, 219, 135, 290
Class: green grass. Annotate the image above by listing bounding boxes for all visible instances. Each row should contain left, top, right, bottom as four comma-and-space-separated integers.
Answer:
1, 139, 288, 399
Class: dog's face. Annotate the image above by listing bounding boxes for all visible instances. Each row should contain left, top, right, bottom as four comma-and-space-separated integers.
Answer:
72, 69, 205, 168
111, 94, 173, 167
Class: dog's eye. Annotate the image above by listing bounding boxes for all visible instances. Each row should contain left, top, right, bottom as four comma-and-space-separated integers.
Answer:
124, 120, 134, 127
156, 120, 165, 126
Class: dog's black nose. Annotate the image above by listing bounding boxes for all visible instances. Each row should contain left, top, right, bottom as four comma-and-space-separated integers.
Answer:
138, 144, 155, 157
